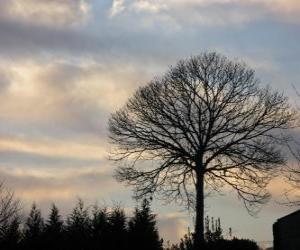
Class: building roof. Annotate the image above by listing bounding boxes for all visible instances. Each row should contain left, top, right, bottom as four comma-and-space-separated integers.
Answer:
275, 209, 300, 224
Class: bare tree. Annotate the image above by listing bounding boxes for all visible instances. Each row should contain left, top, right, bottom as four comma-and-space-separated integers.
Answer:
276, 86, 300, 206
0, 182, 21, 237
280, 133, 300, 206
108, 52, 295, 249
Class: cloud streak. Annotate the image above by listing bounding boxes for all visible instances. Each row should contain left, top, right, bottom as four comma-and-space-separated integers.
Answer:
0, 164, 119, 201
109, 0, 300, 28
0, 0, 90, 28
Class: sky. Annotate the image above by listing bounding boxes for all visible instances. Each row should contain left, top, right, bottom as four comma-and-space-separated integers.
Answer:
1, 0, 300, 248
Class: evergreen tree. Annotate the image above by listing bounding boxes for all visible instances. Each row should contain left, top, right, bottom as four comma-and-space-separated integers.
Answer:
128, 199, 163, 250
108, 206, 127, 250
66, 199, 91, 250
22, 203, 45, 250
44, 204, 64, 250
91, 205, 109, 249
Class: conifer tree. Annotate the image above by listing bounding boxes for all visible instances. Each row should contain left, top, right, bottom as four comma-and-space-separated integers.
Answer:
66, 199, 91, 250
44, 204, 64, 250
91, 205, 109, 249
108, 206, 127, 250
128, 199, 163, 250
22, 203, 44, 250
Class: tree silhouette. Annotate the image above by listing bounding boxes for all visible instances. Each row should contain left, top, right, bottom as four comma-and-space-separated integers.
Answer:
170, 219, 259, 250
128, 199, 163, 250
66, 199, 91, 250
179, 231, 194, 250
204, 216, 222, 243
22, 203, 44, 250
44, 204, 64, 250
0, 216, 21, 250
207, 238, 259, 250
109, 52, 295, 248
0, 182, 21, 230
108, 206, 127, 250
91, 205, 109, 249
0, 197, 262, 250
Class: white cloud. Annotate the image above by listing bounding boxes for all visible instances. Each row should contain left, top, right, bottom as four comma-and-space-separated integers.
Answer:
158, 212, 190, 243
109, 0, 126, 17
0, 0, 91, 27
130, 0, 167, 13
263, 0, 300, 22
0, 59, 146, 126
109, 0, 300, 28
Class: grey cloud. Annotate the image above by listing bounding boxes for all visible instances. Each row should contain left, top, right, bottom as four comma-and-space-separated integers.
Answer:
0, 19, 102, 59
0, 150, 103, 168
109, 0, 263, 28
0, 70, 11, 91
0, 1, 207, 62
0, 59, 156, 142
0, 116, 106, 143
112, 0, 300, 27
0, 165, 116, 198
0, 0, 90, 27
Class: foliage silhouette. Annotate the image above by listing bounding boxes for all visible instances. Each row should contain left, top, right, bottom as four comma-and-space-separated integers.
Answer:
44, 204, 65, 250
0, 216, 21, 250
0, 199, 260, 250
91, 205, 110, 249
0, 182, 21, 249
66, 199, 91, 250
169, 217, 259, 250
0, 182, 21, 232
128, 199, 163, 250
108, 206, 128, 250
204, 216, 222, 243
22, 203, 45, 250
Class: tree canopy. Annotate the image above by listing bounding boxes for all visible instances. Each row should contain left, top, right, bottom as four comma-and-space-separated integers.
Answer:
109, 52, 296, 248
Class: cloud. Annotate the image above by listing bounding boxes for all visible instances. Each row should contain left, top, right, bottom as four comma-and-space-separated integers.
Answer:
0, 164, 119, 202
265, 0, 300, 13
0, 0, 90, 28
109, 0, 126, 17
130, 0, 167, 13
0, 1, 96, 61
0, 136, 106, 161
263, 0, 300, 22
0, 59, 153, 143
0, 150, 102, 168
158, 212, 190, 243
108, 0, 300, 28
0, 69, 12, 92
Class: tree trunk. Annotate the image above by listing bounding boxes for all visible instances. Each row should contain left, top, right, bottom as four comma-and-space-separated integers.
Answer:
194, 170, 205, 250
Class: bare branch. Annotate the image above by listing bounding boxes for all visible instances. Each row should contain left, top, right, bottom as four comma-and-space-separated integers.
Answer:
109, 52, 296, 247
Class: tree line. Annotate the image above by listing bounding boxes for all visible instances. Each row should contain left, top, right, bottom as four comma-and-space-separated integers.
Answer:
0, 193, 260, 250
0, 199, 163, 250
